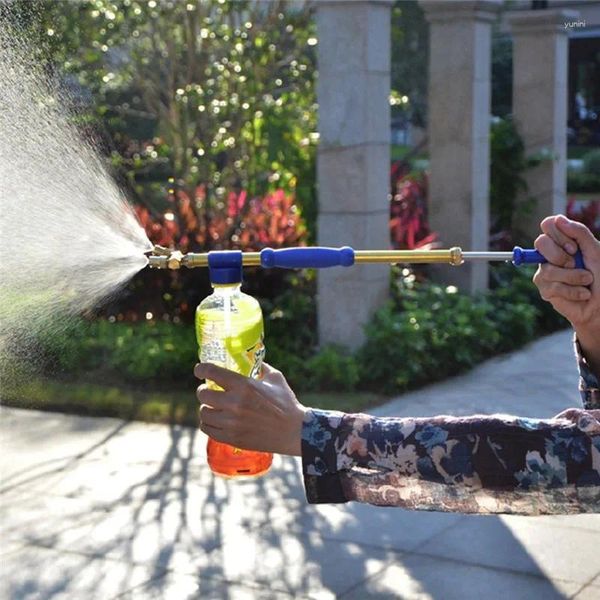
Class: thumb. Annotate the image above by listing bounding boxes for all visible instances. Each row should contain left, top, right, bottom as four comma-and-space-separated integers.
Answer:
261, 362, 277, 375
260, 362, 284, 382
555, 215, 599, 257
260, 363, 294, 393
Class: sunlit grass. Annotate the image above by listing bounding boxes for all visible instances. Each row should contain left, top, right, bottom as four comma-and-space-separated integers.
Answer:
1, 376, 390, 427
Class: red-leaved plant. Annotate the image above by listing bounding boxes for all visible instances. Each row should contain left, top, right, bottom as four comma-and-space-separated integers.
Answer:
488, 197, 599, 251
567, 198, 600, 238
135, 187, 306, 253
390, 161, 438, 250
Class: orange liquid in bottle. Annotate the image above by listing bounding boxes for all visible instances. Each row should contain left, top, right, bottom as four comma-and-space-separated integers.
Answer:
206, 439, 273, 478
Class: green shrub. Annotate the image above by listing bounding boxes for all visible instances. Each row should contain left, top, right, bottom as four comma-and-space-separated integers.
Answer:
358, 266, 566, 394
489, 264, 568, 334
108, 321, 197, 381
33, 319, 96, 372
305, 346, 360, 392
489, 116, 547, 242
583, 149, 600, 176
260, 275, 318, 389
37, 319, 197, 382
33, 278, 318, 387
359, 286, 500, 394
567, 171, 600, 193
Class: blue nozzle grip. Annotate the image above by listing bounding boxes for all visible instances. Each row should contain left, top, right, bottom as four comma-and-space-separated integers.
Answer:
512, 246, 585, 269
260, 246, 355, 269
207, 250, 243, 284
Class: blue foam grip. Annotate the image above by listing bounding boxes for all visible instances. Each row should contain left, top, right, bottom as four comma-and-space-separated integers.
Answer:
260, 246, 355, 269
512, 246, 585, 269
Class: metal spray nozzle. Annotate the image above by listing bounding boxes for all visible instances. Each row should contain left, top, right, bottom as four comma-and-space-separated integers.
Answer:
147, 245, 184, 269
147, 245, 215, 269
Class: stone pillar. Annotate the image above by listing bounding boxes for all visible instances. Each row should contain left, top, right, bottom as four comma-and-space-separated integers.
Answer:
508, 9, 578, 241
421, 0, 501, 294
316, 0, 392, 349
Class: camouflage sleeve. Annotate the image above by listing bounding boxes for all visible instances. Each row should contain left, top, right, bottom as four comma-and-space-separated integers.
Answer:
574, 334, 600, 409
301, 407, 600, 514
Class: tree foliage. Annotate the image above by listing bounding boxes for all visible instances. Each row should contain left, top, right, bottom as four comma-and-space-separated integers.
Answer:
391, 1, 428, 127
9, 0, 318, 244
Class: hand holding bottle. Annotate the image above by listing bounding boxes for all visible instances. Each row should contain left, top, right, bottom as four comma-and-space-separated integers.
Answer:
195, 362, 306, 457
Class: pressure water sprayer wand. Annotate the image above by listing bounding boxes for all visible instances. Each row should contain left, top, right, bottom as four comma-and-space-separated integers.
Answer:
147, 245, 586, 271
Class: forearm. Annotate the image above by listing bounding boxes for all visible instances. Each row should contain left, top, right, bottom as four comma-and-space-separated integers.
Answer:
302, 408, 600, 514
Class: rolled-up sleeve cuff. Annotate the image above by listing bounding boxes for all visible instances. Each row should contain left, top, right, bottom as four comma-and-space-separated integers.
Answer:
574, 335, 600, 409
301, 408, 348, 504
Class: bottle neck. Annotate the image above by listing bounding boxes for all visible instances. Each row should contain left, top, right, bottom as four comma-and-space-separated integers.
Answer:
212, 283, 241, 295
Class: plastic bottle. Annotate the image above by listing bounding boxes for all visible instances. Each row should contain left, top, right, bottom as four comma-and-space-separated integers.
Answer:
195, 257, 273, 478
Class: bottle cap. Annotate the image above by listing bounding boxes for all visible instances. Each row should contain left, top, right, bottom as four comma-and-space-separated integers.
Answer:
208, 251, 243, 284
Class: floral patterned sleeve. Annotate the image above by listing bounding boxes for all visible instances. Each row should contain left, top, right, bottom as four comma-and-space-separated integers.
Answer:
575, 335, 600, 409
301, 408, 600, 514
301, 339, 600, 515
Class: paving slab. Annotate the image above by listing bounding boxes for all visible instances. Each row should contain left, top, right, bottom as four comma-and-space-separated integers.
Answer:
269, 501, 465, 553
575, 585, 600, 600
0, 543, 166, 600
0, 408, 208, 504
341, 554, 582, 600
417, 513, 600, 584
117, 573, 298, 600
1, 447, 306, 573
199, 530, 398, 598
371, 329, 579, 419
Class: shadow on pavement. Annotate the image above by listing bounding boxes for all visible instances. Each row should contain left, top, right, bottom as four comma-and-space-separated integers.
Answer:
1, 409, 576, 599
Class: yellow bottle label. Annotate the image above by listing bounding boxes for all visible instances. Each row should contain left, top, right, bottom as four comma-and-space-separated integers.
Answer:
196, 295, 265, 379
223, 320, 265, 377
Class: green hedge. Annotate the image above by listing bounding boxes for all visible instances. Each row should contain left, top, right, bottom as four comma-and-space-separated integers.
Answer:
36, 319, 198, 383
27, 264, 567, 396
583, 148, 600, 175
1, 378, 200, 426
567, 172, 600, 194
568, 148, 600, 193
358, 265, 566, 394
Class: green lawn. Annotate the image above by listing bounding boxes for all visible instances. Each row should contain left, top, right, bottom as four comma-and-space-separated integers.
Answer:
391, 144, 411, 161
568, 145, 597, 160
567, 192, 600, 200
391, 144, 428, 162
1, 375, 389, 427
392, 143, 594, 164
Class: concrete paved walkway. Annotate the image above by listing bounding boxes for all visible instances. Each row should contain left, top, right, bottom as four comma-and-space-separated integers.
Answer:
1, 330, 599, 599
